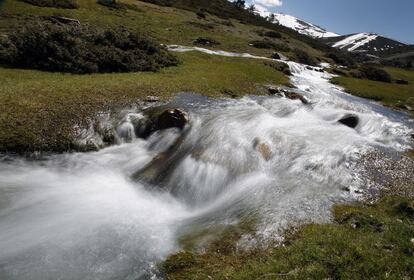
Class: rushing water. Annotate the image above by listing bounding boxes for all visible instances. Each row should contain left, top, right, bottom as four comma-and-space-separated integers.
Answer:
0, 51, 413, 279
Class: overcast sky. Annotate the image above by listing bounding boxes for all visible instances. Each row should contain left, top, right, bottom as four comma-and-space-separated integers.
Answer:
246, 0, 414, 44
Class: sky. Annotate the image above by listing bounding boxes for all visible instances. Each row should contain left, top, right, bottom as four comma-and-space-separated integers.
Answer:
246, 0, 414, 44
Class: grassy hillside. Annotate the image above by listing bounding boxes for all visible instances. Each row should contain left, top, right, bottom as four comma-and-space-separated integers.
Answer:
0, 0, 326, 60
333, 67, 414, 114
163, 196, 414, 280
0, 52, 289, 152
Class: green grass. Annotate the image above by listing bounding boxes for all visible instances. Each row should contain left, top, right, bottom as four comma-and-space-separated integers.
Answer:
0, 52, 289, 152
162, 196, 414, 280
0, 0, 324, 59
332, 67, 414, 113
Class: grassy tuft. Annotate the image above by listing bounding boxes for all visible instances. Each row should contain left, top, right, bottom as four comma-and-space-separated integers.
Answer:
162, 196, 414, 280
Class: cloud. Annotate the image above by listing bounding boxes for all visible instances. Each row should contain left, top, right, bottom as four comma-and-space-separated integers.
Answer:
254, 0, 283, 7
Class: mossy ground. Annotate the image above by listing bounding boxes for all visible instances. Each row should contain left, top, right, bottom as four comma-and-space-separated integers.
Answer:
163, 196, 414, 280
0, 52, 289, 152
332, 67, 414, 115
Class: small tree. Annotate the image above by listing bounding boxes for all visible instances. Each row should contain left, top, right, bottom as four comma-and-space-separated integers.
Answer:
267, 13, 276, 22
247, 4, 256, 13
232, 0, 245, 9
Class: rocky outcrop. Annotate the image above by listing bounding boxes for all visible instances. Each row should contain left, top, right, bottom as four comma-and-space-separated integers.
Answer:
338, 114, 359, 129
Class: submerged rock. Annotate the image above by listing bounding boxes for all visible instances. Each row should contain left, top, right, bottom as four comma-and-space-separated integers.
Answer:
253, 138, 272, 161
338, 114, 359, 129
131, 129, 190, 184
284, 91, 310, 105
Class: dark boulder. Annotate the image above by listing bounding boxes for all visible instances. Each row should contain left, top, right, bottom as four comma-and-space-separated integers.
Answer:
271, 52, 281, 60
338, 114, 359, 129
136, 107, 189, 138
157, 108, 189, 130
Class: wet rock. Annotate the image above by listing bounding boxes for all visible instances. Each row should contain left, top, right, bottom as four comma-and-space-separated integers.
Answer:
136, 107, 190, 138
47, 15, 81, 25
157, 108, 189, 130
253, 138, 272, 161
338, 114, 359, 129
401, 104, 413, 111
271, 52, 281, 60
284, 91, 310, 105
396, 79, 409, 85
132, 130, 190, 184
267, 87, 310, 105
145, 96, 161, 103
267, 86, 281, 95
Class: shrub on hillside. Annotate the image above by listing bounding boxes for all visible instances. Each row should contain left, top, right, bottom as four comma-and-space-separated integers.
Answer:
359, 66, 392, 83
328, 51, 355, 66
263, 31, 282, 39
96, 0, 140, 11
264, 61, 291, 76
19, 0, 79, 9
249, 39, 277, 49
193, 37, 220, 46
273, 43, 291, 52
0, 20, 179, 74
293, 48, 318, 66
249, 39, 291, 53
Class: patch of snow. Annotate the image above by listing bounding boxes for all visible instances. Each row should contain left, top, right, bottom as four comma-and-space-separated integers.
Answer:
270, 13, 339, 38
333, 33, 379, 52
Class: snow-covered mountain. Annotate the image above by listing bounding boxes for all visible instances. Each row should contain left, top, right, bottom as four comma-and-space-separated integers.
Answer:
269, 13, 339, 39
322, 33, 407, 54
255, 9, 408, 55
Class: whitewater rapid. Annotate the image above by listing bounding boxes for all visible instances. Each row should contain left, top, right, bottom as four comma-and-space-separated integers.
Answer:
0, 48, 413, 279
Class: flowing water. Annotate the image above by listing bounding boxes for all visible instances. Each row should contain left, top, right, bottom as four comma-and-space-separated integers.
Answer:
0, 50, 413, 279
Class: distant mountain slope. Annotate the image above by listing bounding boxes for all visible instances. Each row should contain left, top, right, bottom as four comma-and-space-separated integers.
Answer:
271, 13, 339, 39
322, 33, 406, 54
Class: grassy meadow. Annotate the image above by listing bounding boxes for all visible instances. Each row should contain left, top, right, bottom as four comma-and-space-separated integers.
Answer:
333, 67, 414, 114
0, 52, 289, 152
